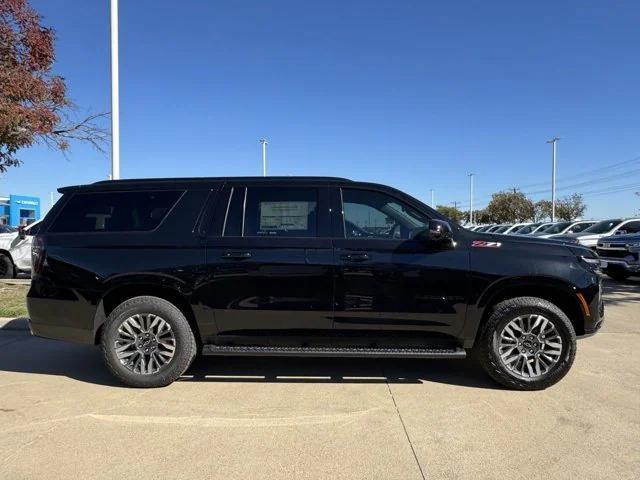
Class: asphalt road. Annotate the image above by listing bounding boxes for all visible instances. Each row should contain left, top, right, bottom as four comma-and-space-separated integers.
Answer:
0, 280, 638, 479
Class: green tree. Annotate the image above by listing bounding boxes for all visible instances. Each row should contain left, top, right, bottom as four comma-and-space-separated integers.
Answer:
436, 204, 466, 223
486, 191, 535, 223
556, 193, 587, 221
474, 208, 493, 224
534, 200, 552, 222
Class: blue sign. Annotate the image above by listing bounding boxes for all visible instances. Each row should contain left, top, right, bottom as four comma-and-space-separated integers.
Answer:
7, 194, 41, 227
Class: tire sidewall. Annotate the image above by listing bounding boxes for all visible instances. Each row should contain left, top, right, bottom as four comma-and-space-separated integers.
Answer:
481, 299, 576, 390
101, 296, 195, 388
0, 254, 14, 279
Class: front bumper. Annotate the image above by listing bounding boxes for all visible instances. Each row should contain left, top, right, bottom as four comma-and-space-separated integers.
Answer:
599, 257, 640, 273
578, 278, 605, 338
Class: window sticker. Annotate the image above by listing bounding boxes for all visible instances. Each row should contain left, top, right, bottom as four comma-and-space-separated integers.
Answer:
259, 201, 311, 232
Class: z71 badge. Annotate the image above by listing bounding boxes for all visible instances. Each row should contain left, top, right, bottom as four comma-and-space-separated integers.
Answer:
472, 240, 502, 248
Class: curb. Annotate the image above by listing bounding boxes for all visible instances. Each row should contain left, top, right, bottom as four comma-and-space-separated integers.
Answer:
0, 317, 29, 330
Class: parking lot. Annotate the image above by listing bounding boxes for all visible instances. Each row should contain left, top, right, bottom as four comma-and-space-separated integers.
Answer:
0, 279, 638, 480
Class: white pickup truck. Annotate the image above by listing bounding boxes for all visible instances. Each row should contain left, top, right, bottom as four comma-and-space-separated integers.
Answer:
0, 221, 40, 278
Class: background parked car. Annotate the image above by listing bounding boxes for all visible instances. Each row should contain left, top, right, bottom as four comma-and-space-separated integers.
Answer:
596, 233, 640, 281
0, 220, 41, 278
552, 218, 640, 248
490, 224, 514, 234
510, 222, 542, 235
527, 222, 555, 235
504, 222, 531, 234
536, 220, 596, 238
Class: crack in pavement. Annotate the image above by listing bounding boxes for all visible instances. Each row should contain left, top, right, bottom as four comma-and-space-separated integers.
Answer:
385, 381, 427, 480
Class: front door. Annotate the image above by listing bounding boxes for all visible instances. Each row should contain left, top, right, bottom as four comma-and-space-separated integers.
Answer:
331, 186, 469, 339
203, 183, 334, 339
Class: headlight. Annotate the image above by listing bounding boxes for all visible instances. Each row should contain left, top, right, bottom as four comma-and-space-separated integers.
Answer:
579, 255, 602, 273
626, 242, 640, 252
580, 256, 600, 266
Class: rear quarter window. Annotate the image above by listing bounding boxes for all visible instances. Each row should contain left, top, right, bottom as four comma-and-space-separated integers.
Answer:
49, 190, 183, 233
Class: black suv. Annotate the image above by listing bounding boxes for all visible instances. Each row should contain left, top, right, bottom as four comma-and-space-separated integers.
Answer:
27, 177, 604, 389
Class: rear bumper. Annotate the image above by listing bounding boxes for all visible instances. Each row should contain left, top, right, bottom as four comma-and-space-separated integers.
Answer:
28, 318, 94, 344
26, 286, 99, 345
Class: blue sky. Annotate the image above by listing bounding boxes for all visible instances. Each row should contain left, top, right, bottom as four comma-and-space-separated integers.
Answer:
3, 0, 639, 218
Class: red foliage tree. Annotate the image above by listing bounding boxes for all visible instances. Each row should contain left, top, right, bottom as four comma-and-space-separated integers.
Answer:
0, 0, 108, 171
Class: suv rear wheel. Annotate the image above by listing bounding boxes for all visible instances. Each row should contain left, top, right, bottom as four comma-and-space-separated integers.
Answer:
101, 296, 197, 388
478, 296, 576, 390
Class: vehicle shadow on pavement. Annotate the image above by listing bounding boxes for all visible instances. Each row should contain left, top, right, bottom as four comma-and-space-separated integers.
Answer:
180, 355, 503, 390
0, 331, 124, 387
602, 278, 640, 307
0, 328, 502, 390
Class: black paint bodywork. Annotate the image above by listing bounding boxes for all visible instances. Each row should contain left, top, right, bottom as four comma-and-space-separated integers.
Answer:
27, 177, 604, 350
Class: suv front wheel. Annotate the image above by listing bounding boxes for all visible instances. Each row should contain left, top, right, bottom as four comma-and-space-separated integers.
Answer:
478, 296, 576, 390
101, 296, 197, 388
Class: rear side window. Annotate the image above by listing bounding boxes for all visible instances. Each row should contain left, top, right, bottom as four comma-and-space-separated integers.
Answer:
49, 191, 182, 233
222, 186, 318, 237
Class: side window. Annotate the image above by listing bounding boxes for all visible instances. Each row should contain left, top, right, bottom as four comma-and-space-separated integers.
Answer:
619, 221, 640, 234
222, 186, 318, 238
221, 187, 245, 237
341, 188, 428, 240
49, 191, 182, 233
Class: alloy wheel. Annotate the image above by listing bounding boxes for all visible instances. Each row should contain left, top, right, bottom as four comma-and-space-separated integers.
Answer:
114, 314, 176, 375
497, 314, 563, 379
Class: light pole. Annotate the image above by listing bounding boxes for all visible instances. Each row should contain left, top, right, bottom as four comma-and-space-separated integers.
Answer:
259, 138, 268, 176
468, 173, 475, 224
547, 137, 560, 221
110, 0, 120, 180
430, 189, 435, 208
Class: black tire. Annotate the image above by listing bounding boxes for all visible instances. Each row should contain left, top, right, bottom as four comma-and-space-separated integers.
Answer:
101, 296, 197, 388
604, 266, 631, 281
477, 296, 576, 390
0, 254, 15, 279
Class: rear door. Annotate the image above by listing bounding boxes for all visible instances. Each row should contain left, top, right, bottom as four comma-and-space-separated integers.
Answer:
202, 182, 334, 337
330, 185, 469, 339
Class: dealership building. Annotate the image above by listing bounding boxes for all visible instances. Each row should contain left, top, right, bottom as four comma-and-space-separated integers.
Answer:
0, 194, 41, 227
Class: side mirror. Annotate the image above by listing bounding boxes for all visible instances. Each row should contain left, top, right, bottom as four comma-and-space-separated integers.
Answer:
427, 219, 453, 243
18, 226, 26, 240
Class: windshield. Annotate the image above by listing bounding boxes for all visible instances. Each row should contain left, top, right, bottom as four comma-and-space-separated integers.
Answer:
494, 225, 512, 233
540, 221, 572, 234
533, 223, 553, 233
582, 219, 622, 234
514, 223, 539, 234
567, 222, 594, 234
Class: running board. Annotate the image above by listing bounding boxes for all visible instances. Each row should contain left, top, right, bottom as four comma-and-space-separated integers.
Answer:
202, 345, 466, 359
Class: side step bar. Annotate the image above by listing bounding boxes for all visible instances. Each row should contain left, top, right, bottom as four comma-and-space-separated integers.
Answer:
202, 345, 466, 359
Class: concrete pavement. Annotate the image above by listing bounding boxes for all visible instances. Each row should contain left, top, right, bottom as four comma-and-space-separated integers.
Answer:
0, 280, 638, 479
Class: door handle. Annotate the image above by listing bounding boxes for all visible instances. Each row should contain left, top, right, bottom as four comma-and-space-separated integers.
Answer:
341, 253, 369, 262
221, 251, 252, 260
